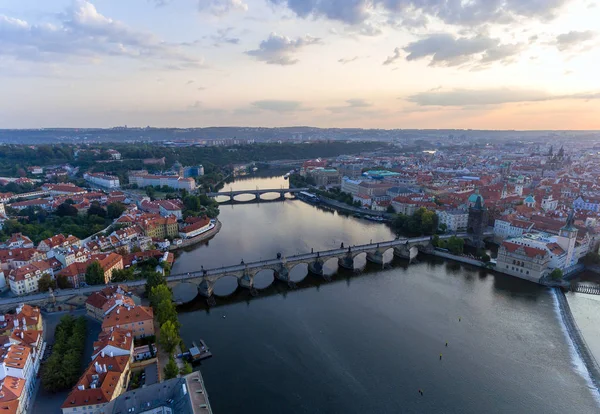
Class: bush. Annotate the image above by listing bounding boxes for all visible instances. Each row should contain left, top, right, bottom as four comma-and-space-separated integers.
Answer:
550, 269, 563, 280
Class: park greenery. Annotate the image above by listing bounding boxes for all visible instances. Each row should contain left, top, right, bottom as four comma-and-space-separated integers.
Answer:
146, 270, 183, 358
38, 274, 57, 292
582, 252, 600, 266
392, 208, 439, 237
164, 356, 179, 380
183, 194, 220, 219
42, 315, 87, 392
315, 188, 363, 208
0, 205, 112, 244
180, 361, 193, 375
432, 235, 465, 255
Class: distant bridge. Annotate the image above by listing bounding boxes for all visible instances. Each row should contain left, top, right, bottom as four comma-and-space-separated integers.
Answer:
572, 284, 600, 295
167, 233, 475, 297
207, 187, 309, 202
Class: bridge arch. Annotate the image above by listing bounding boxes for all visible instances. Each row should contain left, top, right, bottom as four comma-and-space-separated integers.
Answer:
211, 274, 240, 296
288, 262, 309, 282
252, 269, 276, 289
258, 191, 284, 201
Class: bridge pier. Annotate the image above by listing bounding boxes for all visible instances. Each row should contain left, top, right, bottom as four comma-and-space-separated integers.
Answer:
338, 252, 354, 270
308, 259, 324, 276
274, 263, 290, 282
394, 244, 419, 263
198, 280, 214, 298
238, 268, 253, 289
366, 248, 384, 265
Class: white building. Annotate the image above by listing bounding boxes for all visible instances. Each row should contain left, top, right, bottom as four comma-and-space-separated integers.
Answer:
84, 172, 121, 189
341, 177, 362, 196
493, 218, 534, 239
8, 261, 53, 296
129, 174, 196, 191
541, 195, 558, 212
107, 150, 122, 160
179, 218, 214, 239
438, 209, 468, 232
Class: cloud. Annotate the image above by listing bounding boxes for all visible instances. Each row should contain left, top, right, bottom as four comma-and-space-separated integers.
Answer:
338, 56, 360, 64
0, 1, 203, 68
406, 88, 600, 106
328, 98, 373, 113
383, 47, 401, 65
186, 80, 195, 85
403, 33, 523, 67
266, 0, 573, 27
251, 100, 308, 112
198, 0, 248, 16
246, 33, 321, 65
149, 0, 172, 6
554, 30, 597, 51
206, 27, 240, 47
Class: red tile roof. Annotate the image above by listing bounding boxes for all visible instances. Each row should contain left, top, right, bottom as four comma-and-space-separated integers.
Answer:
502, 241, 547, 258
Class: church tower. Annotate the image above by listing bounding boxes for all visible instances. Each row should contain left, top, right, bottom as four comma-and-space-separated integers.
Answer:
467, 191, 487, 248
557, 210, 578, 267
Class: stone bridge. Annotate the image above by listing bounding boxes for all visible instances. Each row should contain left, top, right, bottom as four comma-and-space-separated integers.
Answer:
206, 187, 309, 202
167, 234, 470, 297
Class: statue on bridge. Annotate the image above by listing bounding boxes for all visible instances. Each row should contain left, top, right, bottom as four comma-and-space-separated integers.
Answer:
341, 242, 344, 249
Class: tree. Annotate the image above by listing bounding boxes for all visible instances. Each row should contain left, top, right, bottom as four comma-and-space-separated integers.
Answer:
111, 267, 135, 283
447, 236, 465, 255
87, 202, 107, 218
164, 356, 179, 380
57, 275, 73, 289
550, 268, 563, 281
56, 202, 78, 217
481, 253, 491, 263
432, 234, 440, 248
38, 274, 56, 292
150, 284, 172, 308
85, 262, 105, 285
159, 320, 181, 354
180, 361, 193, 375
157, 299, 178, 327
107, 202, 126, 219
439, 223, 448, 234
145, 271, 166, 294
386, 205, 395, 214
145, 186, 156, 199
583, 252, 600, 266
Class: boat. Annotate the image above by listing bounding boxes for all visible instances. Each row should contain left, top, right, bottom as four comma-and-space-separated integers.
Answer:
189, 340, 212, 362
297, 191, 320, 204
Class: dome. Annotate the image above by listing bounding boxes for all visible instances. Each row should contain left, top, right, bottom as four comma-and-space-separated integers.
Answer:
524, 195, 535, 204
468, 192, 484, 204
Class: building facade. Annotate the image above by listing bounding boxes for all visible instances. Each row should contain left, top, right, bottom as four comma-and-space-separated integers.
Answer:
84, 173, 121, 189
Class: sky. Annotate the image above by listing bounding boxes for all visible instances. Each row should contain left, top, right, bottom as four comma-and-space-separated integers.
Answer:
1, 0, 600, 130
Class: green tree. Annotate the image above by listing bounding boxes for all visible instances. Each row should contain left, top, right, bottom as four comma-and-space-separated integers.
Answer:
439, 223, 448, 233
56, 202, 78, 217
57, 275, 73, 289
164, 356, 179, 379
550, 268, 563, 281
180, 361, 193, 375
87, 202, 107, 218
446, 236, 465, 255
150, 284, 172, 308
111, 267, 135, 283
107, 202, 126, 219
159, 320, 180, 354
157, 299, 178, 327
386, 205, 395, 214
432, 234, 440, 248
145, 271, 166, 294
145, 186, 156, 199
38, 274, 57, 292
85, 261, 105, 285
583, 252, 600, 266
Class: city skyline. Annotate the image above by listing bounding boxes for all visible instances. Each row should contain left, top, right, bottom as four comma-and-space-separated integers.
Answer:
1, 0, 600, 129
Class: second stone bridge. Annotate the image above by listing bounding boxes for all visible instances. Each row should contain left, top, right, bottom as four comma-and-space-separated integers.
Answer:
167, 234, 468, 297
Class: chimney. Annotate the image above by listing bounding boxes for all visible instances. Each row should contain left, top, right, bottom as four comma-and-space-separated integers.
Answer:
110, 351, 114, 357
103, 364, 107, 373
101, 351, 105, 358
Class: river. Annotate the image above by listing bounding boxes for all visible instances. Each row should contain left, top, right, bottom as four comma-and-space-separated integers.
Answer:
171, 174, 600, 414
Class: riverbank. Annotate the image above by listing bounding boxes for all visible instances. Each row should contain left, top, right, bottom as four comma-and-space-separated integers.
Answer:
553, 289, 600, 399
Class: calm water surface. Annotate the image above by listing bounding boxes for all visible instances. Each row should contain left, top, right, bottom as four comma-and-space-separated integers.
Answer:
172, 175, 600, 414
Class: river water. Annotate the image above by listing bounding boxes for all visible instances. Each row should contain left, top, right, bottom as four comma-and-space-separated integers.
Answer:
172, 174, 600, 414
